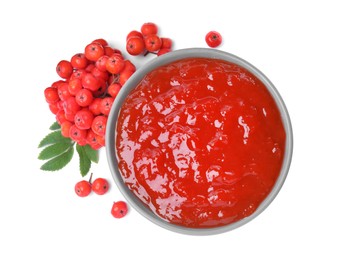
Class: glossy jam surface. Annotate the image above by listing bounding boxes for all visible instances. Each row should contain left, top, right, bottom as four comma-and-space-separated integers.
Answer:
115, 58, 285, 228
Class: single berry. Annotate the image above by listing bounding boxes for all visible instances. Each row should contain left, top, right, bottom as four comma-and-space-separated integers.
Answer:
99, 97, 114, 116
104, 46, 115, 57
144, 34, 162, 52
92, 178, 109, 195
69, 125, 87, 142
123, 60, 136, 73
141, 22, 158, 36
205, 31, 222, 48
111, 201, 128, 218
91, 115, 107, 137
82, 73, 101, 91
161, 38, 172, 49
70, 69, 87, 80
56, 60, 73, 79
106, 54, 125, 74
61, 121, 73, 138
88, 98, 102, 116
95, 55, 110, 72
68, 78, 82, 96
76, 89, 94, 107
74, 109, 94, 130
75, 180, 91, 197
107, 83, 121, 98
119, 69, 134, 86
70, 53, 88, 69
44, 87, 60, 104
57, 83, 72, 101
86, 129, 103, 150
49, 103, 59, 114
85, 42, 105, 61
63, 96, 81, 114
75, 173, 93, 197
126, 37, 145, 56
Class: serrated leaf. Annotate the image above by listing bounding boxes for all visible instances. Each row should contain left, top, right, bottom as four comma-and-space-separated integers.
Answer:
76, 144, 91, 177
40, 146, 74, 171
38, 130, 71, 148
49, 122, 61, 130
38, 142, 73, 160
83, 144, 99, 163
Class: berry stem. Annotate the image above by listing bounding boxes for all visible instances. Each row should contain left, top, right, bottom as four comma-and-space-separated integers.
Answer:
88, 172, 93, 184
143, 51, 156, 57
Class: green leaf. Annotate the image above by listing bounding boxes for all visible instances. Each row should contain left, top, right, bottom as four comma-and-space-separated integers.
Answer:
76, 144, 91, 177
49, 122, 61, 130
38, 142, 73, 160
38, 130, 71, 148
40, 146, 74, 171
83, 144, 99, 163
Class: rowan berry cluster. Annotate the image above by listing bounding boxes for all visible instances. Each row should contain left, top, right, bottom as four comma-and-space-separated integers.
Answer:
44, 39, 136, 150
126, 22, 172, 56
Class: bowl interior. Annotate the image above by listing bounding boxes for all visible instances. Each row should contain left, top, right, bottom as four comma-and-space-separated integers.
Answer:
106, 48, 293, 235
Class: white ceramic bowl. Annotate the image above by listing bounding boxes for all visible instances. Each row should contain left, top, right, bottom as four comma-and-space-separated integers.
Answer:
106, 48, 293, 235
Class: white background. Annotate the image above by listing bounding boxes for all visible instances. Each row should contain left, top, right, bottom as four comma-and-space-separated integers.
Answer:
0, 0, 336, 259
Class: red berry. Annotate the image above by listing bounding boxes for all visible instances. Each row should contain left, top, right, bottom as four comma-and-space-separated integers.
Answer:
95, 55, 109, 72
65, 112, 75, 122
144, 34, 162, 52
123, 60, 136, 73
70, 69, 87, 80
86, 129, 103, 150
106, 54, 125, 74
91, 115, 107, 136
141, 22, 158, 36
107, 83, 121, 98
85, 42, 105, 61
44, 87, 60, 104
99, 97, 114, 116
61, 121, 73, 138
56, 60, 73, 79
119, 70, 134, 86
74, 109, 94, 130
92, 67, 109, 81
85, 63, 95, 72
205, 31, 222, 48
63, 96, 81, 114
88, 98, 102, 116
75, 88, 94, 107
96, 134, 105, 146
75, 180, 91, 197
126, 30, 143, 40
111, 201, 128, 218
68, 78, 82, 96
104, 46, 115, 56
82, 73, 101, 91
161, 38, 172, 49
69, 124, 87, 142
126, 37, 145, 56
70, 53, 88, 69
57, 83, 72, 101
56, 110, 67, 125
49, 103, 59, 114
92, 178, 109, 195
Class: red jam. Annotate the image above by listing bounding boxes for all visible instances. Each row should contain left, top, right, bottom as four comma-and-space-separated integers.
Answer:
115, 58, 285, 228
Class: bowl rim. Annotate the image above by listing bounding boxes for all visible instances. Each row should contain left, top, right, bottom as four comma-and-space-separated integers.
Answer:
106, 47, 293, 236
